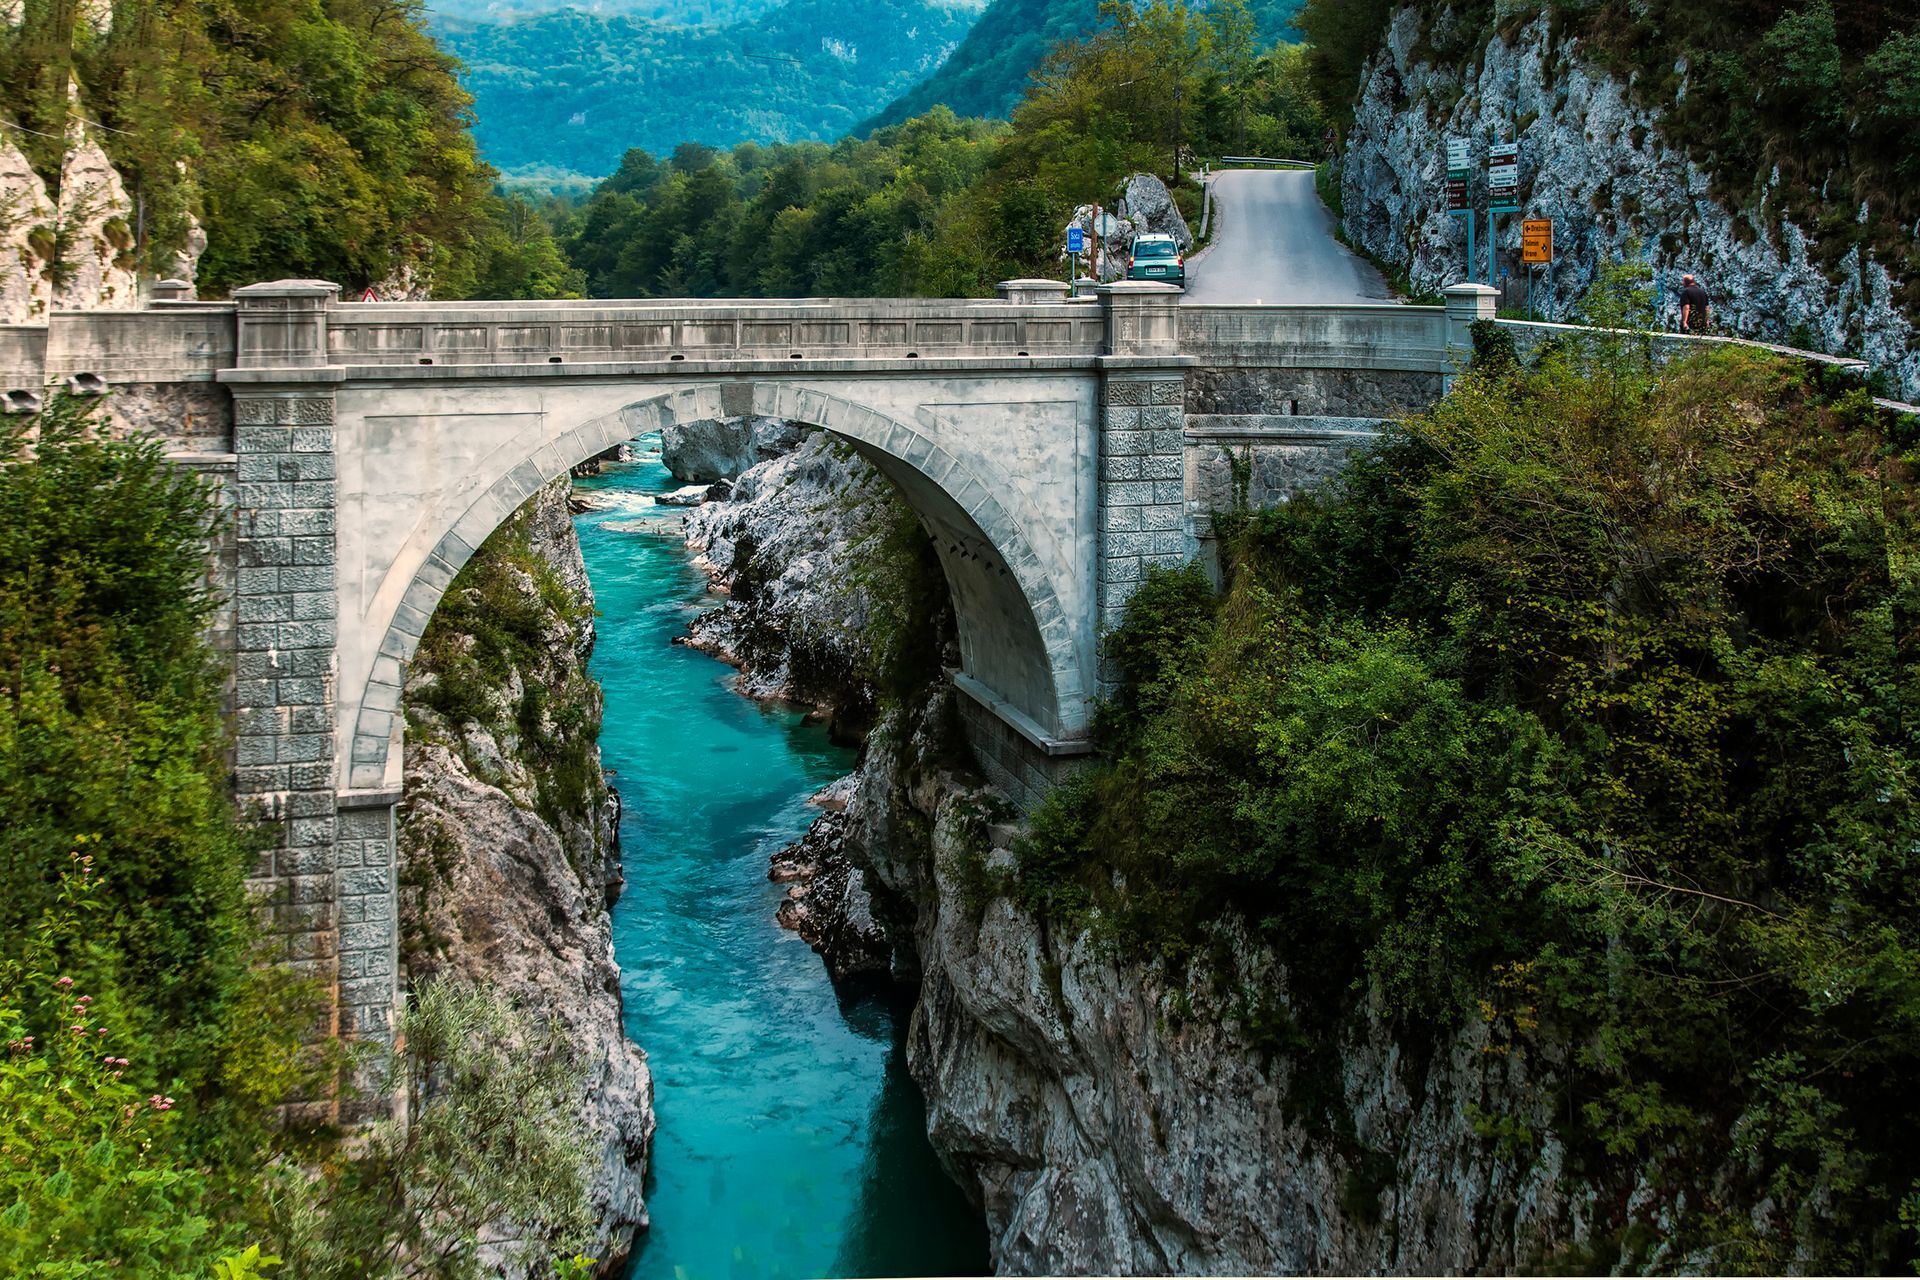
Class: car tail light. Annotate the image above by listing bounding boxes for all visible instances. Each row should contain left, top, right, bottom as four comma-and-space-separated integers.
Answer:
1175, 256, 1184, 266
1127, 256, 1134, 268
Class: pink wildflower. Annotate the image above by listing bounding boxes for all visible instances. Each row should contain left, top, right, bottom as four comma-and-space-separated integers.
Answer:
54, 976, 73, 989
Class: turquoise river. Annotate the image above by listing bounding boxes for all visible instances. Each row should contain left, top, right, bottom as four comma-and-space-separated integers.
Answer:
572, 440, 989, 1280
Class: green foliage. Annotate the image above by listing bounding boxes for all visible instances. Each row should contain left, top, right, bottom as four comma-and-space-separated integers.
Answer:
0, 0, 496, 294
855, 500, 955, 709
266, 982, 598, 1280
1021, 340, 1920, 1262
559, 2, 1330, 299
1293, 0, 1394, 130
451, 194, 587, 301
0, 396, 320, 1144
866, 0, 1304, 131
0, 860, 262, 1275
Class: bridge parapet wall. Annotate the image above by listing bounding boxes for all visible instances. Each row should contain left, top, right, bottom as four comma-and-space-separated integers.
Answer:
312, 299, 1108, 368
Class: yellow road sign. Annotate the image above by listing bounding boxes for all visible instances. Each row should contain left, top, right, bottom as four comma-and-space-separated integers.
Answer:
1522, 219, 1553, 264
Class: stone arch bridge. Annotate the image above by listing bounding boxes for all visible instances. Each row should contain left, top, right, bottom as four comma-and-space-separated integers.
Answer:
3, 277, 1506, 1042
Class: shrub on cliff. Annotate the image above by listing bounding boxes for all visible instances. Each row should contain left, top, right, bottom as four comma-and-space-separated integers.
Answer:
0, 398, 319, 1153
1026, 341, 1920, 1266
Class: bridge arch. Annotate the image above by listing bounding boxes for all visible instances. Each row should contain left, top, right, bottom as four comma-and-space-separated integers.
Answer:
342, 381, 1085, 794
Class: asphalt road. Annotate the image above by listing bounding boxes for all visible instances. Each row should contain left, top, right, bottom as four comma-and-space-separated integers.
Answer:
1182, 168, 1394, 305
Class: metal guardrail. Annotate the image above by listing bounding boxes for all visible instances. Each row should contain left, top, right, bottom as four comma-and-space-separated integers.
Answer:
1217, 155, 1317, 169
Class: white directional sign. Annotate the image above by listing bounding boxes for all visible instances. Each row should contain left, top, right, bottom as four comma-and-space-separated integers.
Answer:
1447, 139, 1471, 172
1489, 142, 1518, 162
1489, 164, 1520, 186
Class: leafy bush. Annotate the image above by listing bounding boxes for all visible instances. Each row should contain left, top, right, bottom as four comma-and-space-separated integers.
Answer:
0, 858, 273, 1276
268, 982, 598, 1280
1025, 339, 1920, 1264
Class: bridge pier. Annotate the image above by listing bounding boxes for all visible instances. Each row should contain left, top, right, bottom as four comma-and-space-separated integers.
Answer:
1093, 284, 1193, 695
227, 281, 398, 1054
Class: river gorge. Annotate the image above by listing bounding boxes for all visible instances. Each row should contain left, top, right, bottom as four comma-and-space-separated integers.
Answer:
573, 439, 986, 1278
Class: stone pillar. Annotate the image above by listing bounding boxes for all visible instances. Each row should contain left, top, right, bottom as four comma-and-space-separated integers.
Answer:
229, 387, 347, 1044
1443, 283, 1499, 384
1094, 282, 1191, 693
233, 279, 339, 369
334, 799, 398, 1050
1095, 370, 1191, 690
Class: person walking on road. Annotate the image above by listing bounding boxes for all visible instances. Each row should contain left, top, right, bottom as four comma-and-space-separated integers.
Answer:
1678, 273, 1711, 335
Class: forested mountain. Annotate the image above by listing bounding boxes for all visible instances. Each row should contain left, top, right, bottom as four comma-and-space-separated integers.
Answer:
433, 0, 984, 181
863, 0, 1302, 129
550, 0, 1323, 297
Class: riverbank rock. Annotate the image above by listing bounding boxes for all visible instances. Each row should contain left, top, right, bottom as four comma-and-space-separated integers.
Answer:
829, 690, 1706, 1273
768, 790, 890, 982
400, 476, 654, 1272
654, 483, 712, 507
682, 430, 907, 724
661, 416, 806, 483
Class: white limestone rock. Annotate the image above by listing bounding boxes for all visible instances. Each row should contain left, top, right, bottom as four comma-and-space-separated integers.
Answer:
682, 429, 911, 722
0, 133, 53, 323
653, 483, 712, 507
400, 478, 653, 1273
1339, 7, 1918, 400
53, 114, 139, 312
660, 415, 806, 483
1117, 172, 1194, 254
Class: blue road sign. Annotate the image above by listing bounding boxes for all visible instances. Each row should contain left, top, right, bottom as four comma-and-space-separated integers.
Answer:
1067, 226, 1085, 254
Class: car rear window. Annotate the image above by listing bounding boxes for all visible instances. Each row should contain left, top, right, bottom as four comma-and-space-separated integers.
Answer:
1134, 239, 1178, 257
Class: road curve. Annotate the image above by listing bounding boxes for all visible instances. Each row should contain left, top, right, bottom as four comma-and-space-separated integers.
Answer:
1183, 168, 1394, 305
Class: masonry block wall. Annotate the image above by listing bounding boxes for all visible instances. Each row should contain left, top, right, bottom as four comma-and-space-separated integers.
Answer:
227, 388, 380, 1056
1095, 370, 1191, 690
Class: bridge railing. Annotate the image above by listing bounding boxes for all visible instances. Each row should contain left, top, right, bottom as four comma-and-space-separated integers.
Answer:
319, 298, 1110, 367
1178, 304, 1450, 374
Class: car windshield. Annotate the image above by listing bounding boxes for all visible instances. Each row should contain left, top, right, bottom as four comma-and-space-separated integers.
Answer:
1134, 240, 1178, 258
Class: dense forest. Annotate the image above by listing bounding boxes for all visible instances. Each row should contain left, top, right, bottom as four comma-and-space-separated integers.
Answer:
1020, 279, 1920, 1267
0, 0, 493, 295
432, 0, 982, 182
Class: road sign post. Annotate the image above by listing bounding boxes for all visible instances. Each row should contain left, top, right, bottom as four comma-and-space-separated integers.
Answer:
1067, 225, 1085, 295
1487, 142, 1519, 292
1446, 138, 1473, 282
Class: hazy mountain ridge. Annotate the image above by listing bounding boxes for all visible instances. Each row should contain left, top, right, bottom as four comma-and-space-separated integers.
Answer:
435, 0, 984, 178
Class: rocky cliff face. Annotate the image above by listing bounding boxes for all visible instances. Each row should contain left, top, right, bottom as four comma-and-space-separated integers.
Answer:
661, 416, 805, 485
682, 429, 909, 728
0, 113, 205, 323
845, 693, 1684, 1274
680, 424, 1677, 1272
1340, 7, 1919, 401
399, 477, 653, 1272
